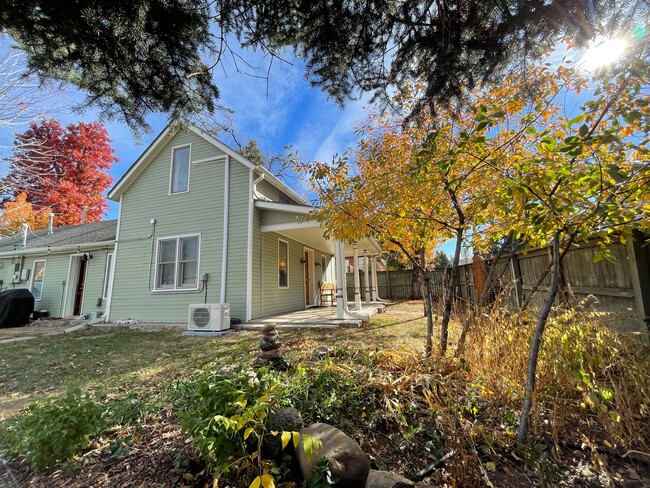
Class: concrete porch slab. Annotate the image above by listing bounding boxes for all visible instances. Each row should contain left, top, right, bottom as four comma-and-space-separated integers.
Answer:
239, 302, 385, 330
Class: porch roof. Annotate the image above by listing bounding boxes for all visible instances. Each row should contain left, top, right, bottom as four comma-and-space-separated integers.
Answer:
255, 201, 382, 255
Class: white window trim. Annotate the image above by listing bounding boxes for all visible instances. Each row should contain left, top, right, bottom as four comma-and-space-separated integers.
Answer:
169, 143, 192, 195
102, 253, 114, 300
30, 259, 46, 301
153, 233, 201, 292
278, 239, 289, 289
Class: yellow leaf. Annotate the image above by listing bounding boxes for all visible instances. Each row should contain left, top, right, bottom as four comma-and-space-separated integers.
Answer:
244, 427, 254, 440
261, 474, 275, 488
281, 431, 291, 450
292, 431, 301, 449
249, 476, 261, 488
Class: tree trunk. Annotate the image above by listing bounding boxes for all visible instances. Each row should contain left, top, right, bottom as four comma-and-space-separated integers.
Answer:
410, 267, 420, 300
419, 248, 429, 317
424, 274, 435, 356
440, 228, 463, 355
516, 231, 561, 444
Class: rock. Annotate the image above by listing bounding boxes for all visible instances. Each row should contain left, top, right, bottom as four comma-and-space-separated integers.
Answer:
296, 423, 370, 488
267, 407, 304, 433
259, 334, 281, 351
366, 470, 414, 488
311, 345, 334, 361
264, 407, 305, 458
261, 323, 277, 333
258, 347, 284, 360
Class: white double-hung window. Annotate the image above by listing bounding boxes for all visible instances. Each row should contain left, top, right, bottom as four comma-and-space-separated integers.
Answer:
155, 235, 200, 290
170, 145, 191, 194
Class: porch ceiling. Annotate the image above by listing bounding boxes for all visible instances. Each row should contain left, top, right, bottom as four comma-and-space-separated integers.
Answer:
261, 221, 381, 256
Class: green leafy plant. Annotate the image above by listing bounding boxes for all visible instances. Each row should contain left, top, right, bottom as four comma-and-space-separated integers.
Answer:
179, 367, 282, 477
18, 389, 104, 470
306, 457, 338, 487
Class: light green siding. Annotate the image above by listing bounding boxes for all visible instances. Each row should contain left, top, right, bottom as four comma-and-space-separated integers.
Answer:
0, 249, 112, 318
256, 179, 300, 203
109, 129, 252, 323
225, 163, 251, 320
260, 233, 305, 316
259, 233, 334, 317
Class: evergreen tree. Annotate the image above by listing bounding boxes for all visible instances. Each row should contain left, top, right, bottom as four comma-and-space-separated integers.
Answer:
2, 0, 645, 129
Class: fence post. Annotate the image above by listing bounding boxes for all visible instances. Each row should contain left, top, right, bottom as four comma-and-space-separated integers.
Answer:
628, 239, 649, 338
510, 254, 524, 308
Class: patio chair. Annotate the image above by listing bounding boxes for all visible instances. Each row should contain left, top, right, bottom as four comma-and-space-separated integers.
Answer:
319, 281, 336, 306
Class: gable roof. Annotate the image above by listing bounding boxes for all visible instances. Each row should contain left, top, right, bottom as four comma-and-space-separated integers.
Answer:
108, 122, 308, 205
0, 220, 117, 256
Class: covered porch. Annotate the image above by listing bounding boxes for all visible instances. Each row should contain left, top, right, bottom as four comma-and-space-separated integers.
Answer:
256, 201, 386, 322
240, 302, 385, 329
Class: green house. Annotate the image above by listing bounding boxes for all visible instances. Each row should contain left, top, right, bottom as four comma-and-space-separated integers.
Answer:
106, 123, 381, 325
0, 220, 117, 319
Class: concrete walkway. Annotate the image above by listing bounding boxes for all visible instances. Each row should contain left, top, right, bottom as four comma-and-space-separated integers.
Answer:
238, 302, 386, 330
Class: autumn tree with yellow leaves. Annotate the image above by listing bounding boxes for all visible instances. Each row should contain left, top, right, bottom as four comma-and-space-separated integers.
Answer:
300, 45, 649, 442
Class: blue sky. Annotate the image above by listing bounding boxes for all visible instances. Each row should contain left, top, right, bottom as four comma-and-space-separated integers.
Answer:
0, 35, 370, 218
1, 35, 618, 259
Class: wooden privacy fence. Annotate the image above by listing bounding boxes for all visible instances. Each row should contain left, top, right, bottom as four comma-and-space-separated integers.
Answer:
346, 234, 649, 335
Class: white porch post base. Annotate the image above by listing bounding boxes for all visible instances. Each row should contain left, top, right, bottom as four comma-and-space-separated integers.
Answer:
363, 250, 371, 305
353, 242, 362, 310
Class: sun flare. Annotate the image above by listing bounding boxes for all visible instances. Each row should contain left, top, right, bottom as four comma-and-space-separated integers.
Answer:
582, 37, 627, 70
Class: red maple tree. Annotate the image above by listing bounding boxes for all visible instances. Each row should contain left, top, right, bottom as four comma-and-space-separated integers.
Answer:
5, 118, 118, 226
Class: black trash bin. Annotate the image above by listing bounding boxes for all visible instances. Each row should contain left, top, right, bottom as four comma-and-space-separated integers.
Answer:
0, 289, 35, 328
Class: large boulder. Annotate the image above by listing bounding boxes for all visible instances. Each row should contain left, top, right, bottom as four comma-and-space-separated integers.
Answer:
366, 469, 414, 488
296, 423, 370, 488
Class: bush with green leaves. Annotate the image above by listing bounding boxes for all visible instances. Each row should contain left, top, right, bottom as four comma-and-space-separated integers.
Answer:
178, 366, 284, 477
13, 389, 105, 470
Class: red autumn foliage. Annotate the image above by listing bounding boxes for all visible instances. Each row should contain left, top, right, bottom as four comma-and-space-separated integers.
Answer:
5, 118, 118, 226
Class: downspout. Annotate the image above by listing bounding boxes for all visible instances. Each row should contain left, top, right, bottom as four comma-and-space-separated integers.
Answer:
104, 196, 123, 322
220, 156, 230, 304
247, 171, 264, 321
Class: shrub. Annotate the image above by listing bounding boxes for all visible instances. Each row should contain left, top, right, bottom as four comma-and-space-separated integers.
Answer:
17, 389, 104, 470
178, 366, 283, 478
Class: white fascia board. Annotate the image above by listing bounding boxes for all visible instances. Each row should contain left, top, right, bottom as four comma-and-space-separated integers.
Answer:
0, 241, 116, 258
108, 123, 177, 201
254, 200, 313, 214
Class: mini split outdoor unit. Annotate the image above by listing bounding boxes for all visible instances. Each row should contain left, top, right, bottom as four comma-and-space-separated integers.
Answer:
188, 304, 230, 331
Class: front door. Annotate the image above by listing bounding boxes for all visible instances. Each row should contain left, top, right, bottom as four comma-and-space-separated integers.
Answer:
73, 257, 88, 315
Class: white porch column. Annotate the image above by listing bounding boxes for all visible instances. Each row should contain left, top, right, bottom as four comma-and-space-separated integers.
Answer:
371, 255, 379, 301
363, 249, 371, 305
335, 240, 346, 319
353, 242, 362, 310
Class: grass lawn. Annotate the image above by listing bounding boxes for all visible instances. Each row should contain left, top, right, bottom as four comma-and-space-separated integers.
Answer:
0, 304, 428, 420
1, 302, 647, 487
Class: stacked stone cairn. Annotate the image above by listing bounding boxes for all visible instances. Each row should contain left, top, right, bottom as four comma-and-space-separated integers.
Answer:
256, 323, 289, 369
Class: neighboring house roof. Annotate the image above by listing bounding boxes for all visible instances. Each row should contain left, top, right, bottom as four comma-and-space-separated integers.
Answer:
0, 220, 117, 256
108, 122, 308, 206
